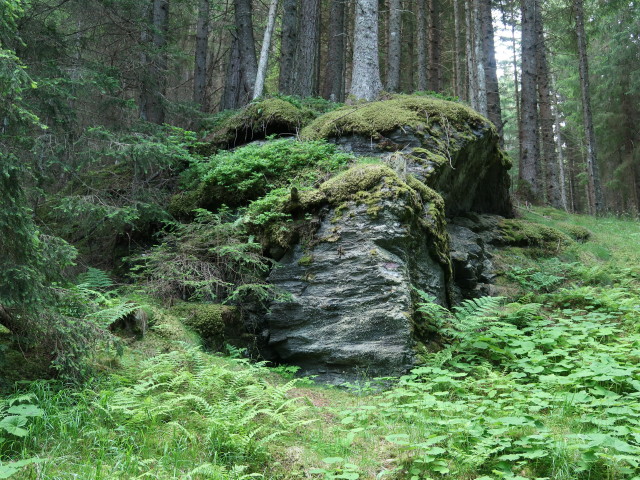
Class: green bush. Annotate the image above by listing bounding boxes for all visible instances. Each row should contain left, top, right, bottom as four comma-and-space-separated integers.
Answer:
179, 138, 353, 212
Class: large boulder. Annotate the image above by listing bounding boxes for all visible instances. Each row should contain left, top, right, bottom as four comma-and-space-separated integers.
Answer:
261, 165, 449, 381
255, 96, 513, 381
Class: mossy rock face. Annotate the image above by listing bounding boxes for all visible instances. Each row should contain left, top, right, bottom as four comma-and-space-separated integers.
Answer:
259, 163, 455, 382
301, 94, 513, 217
497, 219, 573, 251
301, 94, 487, 140
200, 99, 312, 153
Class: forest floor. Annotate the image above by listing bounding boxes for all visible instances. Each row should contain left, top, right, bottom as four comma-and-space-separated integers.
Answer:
2, 206, 640, 480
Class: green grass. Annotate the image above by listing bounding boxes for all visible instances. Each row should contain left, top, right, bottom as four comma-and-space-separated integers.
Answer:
3, 207, 640, 479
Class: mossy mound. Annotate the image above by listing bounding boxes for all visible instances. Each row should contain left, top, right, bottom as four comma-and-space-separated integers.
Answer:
200, 98, 312, 153
171, 303, 242, 349
300, 94, 512, 217
556, 222, 592, 243
301, 94, 488, 141
498, 219, 573, 251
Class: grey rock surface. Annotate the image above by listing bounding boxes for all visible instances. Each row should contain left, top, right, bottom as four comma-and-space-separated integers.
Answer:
265, 193, 446, 382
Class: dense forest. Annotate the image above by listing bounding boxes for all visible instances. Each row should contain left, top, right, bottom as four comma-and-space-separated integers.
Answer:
2, 0, 640, 478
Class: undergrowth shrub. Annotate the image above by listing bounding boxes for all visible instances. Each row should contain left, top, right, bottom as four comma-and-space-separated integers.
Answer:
132, 209, 277, 305
176, 138, 352, 213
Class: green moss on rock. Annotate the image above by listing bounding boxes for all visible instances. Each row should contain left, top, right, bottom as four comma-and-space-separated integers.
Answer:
301, 94, 488, 141
172, 303, 239, 345
201, 98, 312, 152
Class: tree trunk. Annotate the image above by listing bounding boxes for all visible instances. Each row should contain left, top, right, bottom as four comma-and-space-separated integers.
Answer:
349, 0, 383, 100
401, 0, 414, 91
235, 0, 258, 100
323, 0, 347, 101
473, 0, 487, 116
479, 0, 502, 142
427, 0, 441, 92
535, 5, 562, 208
253, 0, 279, 99
222, 36, 244, 110
416, 0, 427, 91
139, 0, 169, 124
553, 88, 569, 211
294, 0, 321, 96
574, 0, 604, 214
193, 0, 210, 111
465, 0, 478, 110
386, 0, 402, 91
518, 0, 540, 201
453, 0, 464, 99
279, 0, 299, 94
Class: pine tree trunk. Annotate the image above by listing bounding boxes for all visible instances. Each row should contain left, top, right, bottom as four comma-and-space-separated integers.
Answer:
473, 0, 487, 116
323, 0, 346, 101
279, 0, 299, 93
401, 0, 415, 91
193, 0, 210, 111
253, 0, 279, 99
552, 87, 569, 211
222, 36, 243, 110
349, 0, 383, 100
235, 0, 258, 100
416, 0, 427, 91
535, 4, 562, 208
140, 0, 169, 124
294, 0, 321, 96
453, 0, 464, 99
465, 0, 478, 110
427, 0, 441, 92
479, 0, 502, 142
518, 0, 540, 201
387, 0, 402, 91
574, 0, 604, 214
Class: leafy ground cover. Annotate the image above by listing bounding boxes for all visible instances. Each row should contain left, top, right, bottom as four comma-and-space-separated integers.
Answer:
2, 207, 640, 479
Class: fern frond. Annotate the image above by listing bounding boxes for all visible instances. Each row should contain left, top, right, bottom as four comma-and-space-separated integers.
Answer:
77, 267, 115, 291
86, 302, 140, 328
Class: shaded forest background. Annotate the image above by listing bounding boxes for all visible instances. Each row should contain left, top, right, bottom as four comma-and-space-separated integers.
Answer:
2, 0, 639, 215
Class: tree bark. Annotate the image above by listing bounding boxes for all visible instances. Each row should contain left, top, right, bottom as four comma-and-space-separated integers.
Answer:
323, 0, 347, 101
416, 0, 427, 91
193, 0, 210, 111
465, 0, 478, 110
473, 0, 487, 116
535, 5, 562, 208
453, 0, 464, 99
253, 0, 279, 99
139, 0, 169, 124
279, 0, 299, 93
235, 0, 258, 100
518, 0, 540, 201
386, 0, 402, 91
552, 88, 569, 211
294, 0, 321, 96
349, 0, 383, 100
574, 0, 604, 214
479, 0, 502, 142
427, 0, 441, 92
222, 35, 244, 110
